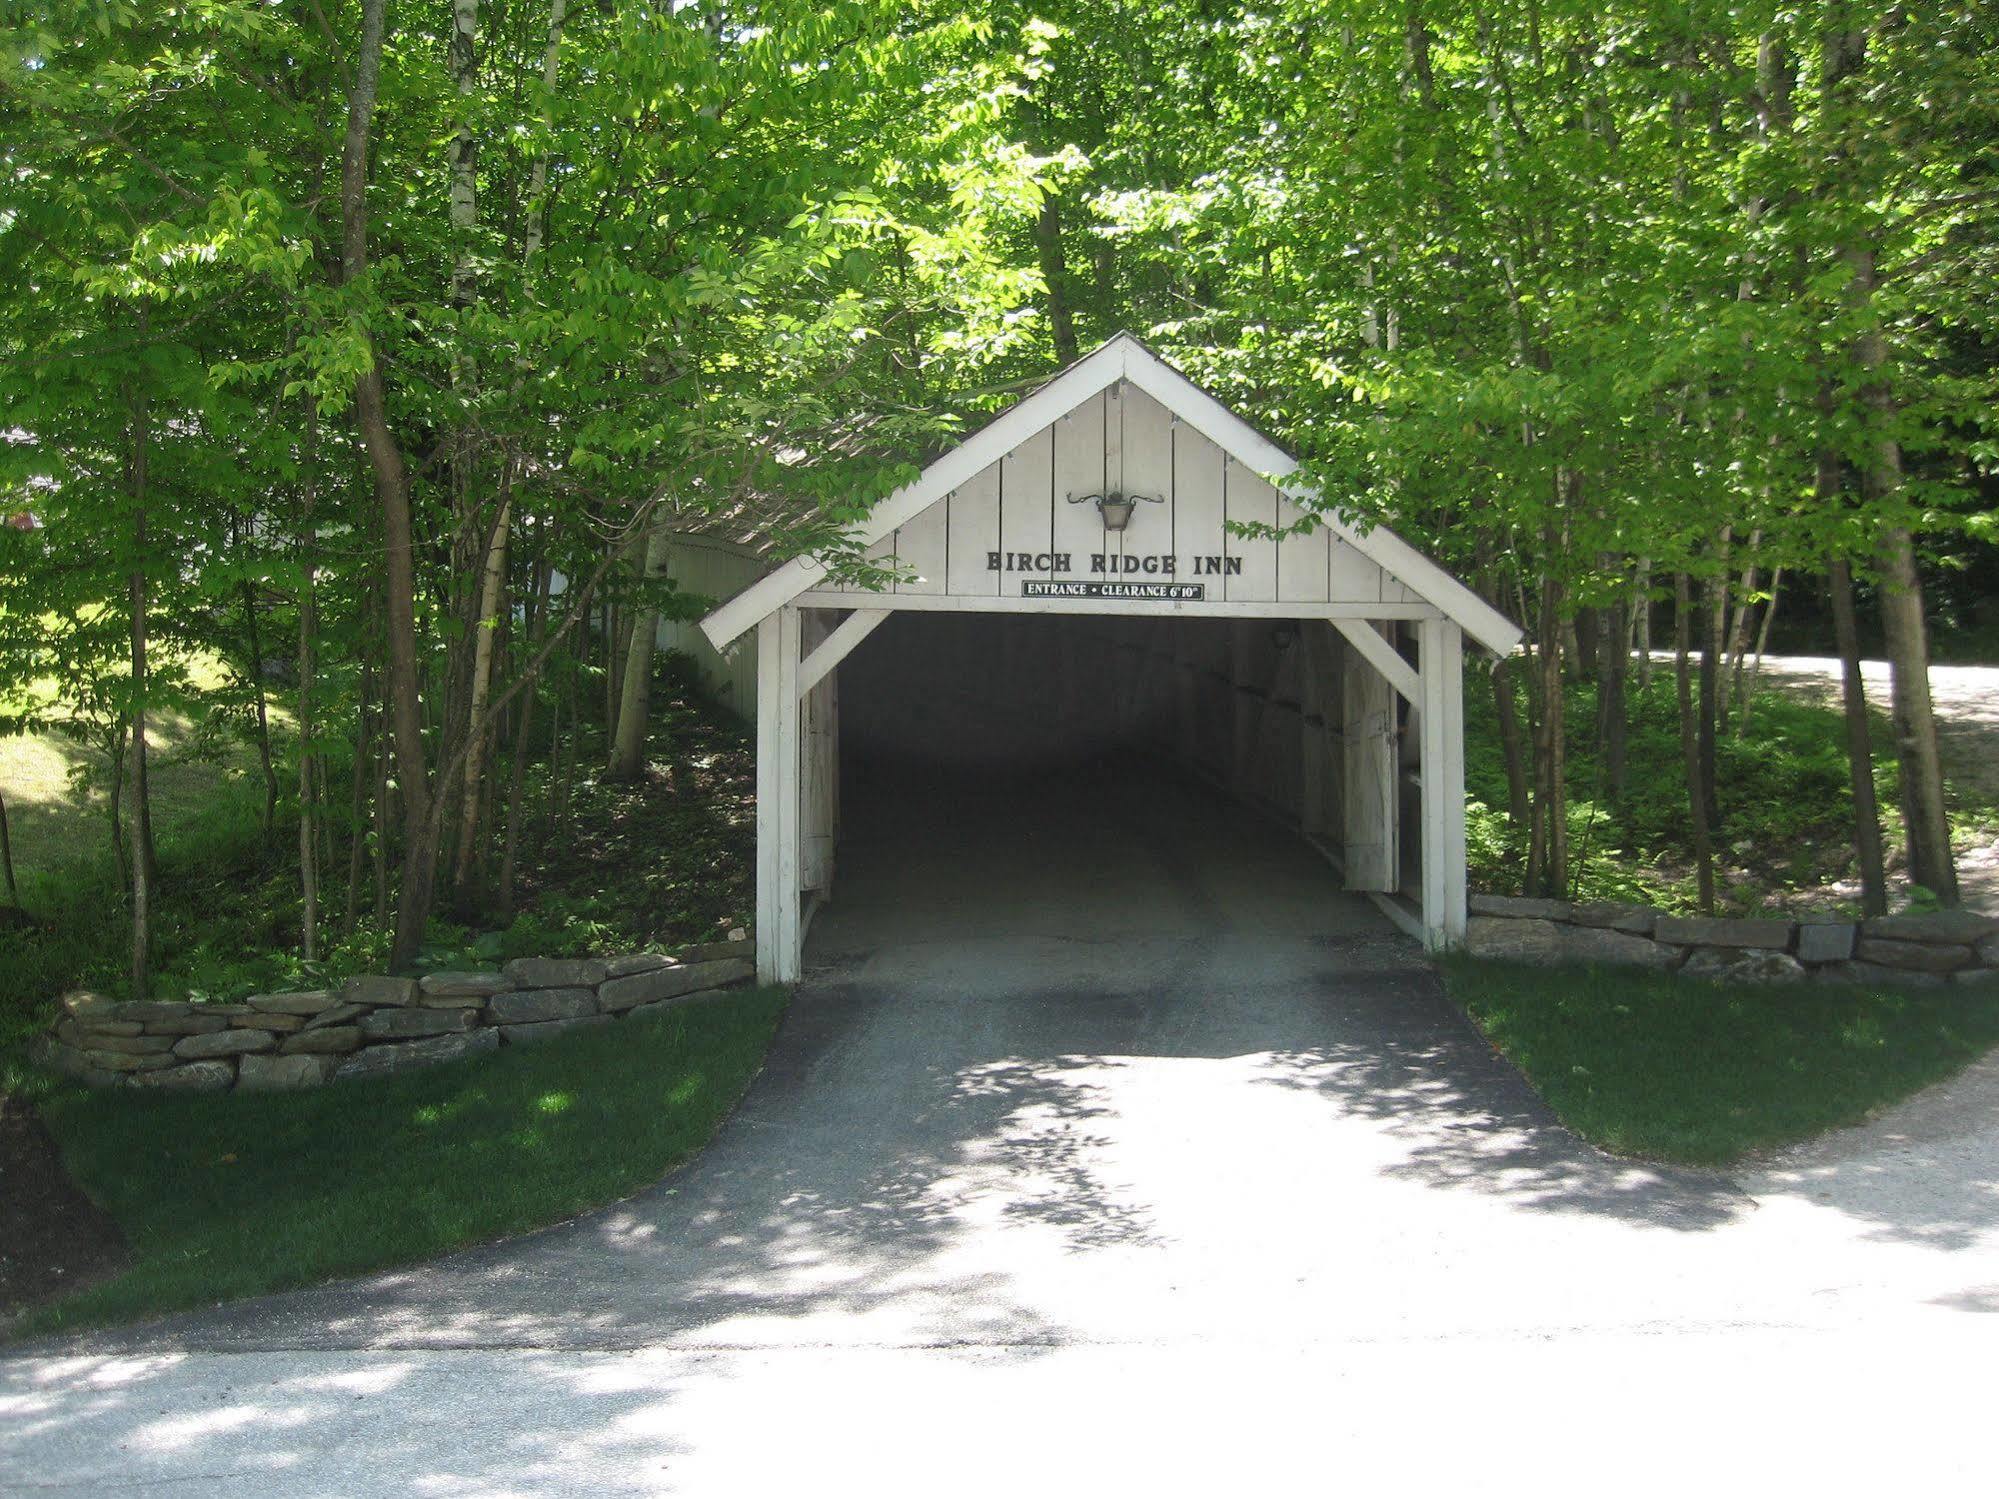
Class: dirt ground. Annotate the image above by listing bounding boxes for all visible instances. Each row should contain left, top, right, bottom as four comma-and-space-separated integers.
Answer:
0, 1095, 125, 1339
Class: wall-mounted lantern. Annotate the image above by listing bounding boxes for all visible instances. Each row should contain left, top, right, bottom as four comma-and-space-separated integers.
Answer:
1069, 491, 1164, 533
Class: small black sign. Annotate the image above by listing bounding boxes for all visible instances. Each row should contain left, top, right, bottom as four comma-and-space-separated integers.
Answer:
1022, 580, 1206, 601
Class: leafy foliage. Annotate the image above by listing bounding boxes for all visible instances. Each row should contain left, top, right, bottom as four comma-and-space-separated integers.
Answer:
3, 1, 1995, 1000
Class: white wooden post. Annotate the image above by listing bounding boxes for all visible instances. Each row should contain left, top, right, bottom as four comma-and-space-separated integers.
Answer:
755, 606, 804, 982
1418, 616, 1467, 949
1341, 623, 1400, 892
799, 611, 841, 899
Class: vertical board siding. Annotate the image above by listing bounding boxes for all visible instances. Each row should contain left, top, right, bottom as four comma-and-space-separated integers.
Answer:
1223, 457, 1278, 602
1052, 390, 1108, 577
1341, 622, 1400, 892
1329, 540, 1382, 601
1276, 492, 1331, 603
798, 381, 1405, 611
657, 540, 766, 715
1172, 422, 1227, 585
1000, 424, 1055, 582
1119, 385, 1173, 578
1102, 382, 1125, 568
865, 527, 897, 581
893, 500, 947, 595
945, 461, 1000, 595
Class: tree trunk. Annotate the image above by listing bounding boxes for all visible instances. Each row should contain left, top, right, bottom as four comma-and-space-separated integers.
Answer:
241, 578, 279, 836
1724, 536, 1761, 727
1035, 192, 1080, 364
452, 497, 510, 892
498, 675, 539, 923
523, 0, 568, 262
447, 0, 479, 308
297, 528, 319, 962
1823, 13, 1955, 905
0, 788, 17, 905
1699, 532, 1728, 829
1634, 561, 1654, 689
1597, 596, 1628, 804
1572, 605, 1600, 683
1528, 574, 1567, 897
1674, 572, 1716, 913
126, 383, 152, 999
344, 684, 370, 937
107, 723, 128, 895
609, 525, 672, 779
544, 658, 565, 831
499, 560, 552, 919
343, 0, 432, 967
1737, 565, 1784, 734
1828, 552, 1888, 916
1877, 527, 1957, 903
372, 717, 391, 927
602, 597, 620, 740
1491, 656, 1531, 831
1753, 567, 1784, 673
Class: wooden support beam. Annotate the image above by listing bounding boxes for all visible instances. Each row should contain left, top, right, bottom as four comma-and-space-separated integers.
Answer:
797, 607, 887, 698
794, 589, 1441, 624
755, 606, 803, 983
1330, 617, 1419, 705
1418, 616, 1467, 950
1341, 623, 1399, 892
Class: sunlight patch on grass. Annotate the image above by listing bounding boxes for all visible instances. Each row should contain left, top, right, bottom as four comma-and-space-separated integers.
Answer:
1443, 956, 1999, 1166
21, 986, 787, 1339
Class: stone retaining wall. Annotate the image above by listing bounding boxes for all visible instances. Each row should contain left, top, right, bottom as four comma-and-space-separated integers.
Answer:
1464, 896, 1999, 985
33, 935, 756, 1094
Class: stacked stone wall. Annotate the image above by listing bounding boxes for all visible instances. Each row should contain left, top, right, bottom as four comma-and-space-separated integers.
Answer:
34, 936, 755, 1094
1465, 897, 1999, 985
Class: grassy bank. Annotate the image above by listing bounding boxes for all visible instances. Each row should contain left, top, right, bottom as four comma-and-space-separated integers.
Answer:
1444, 956, 1999, 1166
18, 985, 787, 1339
0, 678, 754, 1101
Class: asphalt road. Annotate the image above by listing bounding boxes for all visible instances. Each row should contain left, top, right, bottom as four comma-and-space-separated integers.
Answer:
5, 765, 1996, 1494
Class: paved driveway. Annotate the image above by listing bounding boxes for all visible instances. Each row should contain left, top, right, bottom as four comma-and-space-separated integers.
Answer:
5, 768, 1996, 1493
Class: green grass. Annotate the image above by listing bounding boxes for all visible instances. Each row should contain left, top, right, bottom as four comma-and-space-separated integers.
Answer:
0, 671, 755, 1102
1, 648, 281, 880
1444, 956, 1999, 1166
0, 798, 314, 1104
17, 985, 788, 1339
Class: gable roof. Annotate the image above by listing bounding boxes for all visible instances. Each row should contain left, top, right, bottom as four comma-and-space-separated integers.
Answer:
699, 333, 1523, 656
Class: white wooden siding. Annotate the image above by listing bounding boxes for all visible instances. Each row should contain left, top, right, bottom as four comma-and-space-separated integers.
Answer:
655, 539, 766, 714
1276, 490, 1331, 603
801, 382, 1407, 616
1224, 457, 1279, 602
945, 462, 1000, 596
1052, 390, 1109, 572
1000, 424, 1054, 582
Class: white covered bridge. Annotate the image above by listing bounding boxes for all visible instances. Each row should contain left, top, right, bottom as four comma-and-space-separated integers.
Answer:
697, 335, 1522, 982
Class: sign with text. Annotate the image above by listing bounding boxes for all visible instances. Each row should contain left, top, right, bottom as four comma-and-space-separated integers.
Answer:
1022, 580, 1206, 601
